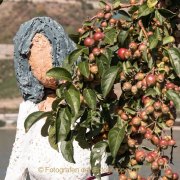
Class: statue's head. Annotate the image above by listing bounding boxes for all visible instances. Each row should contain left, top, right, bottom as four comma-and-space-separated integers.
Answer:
14, 17, 76, 103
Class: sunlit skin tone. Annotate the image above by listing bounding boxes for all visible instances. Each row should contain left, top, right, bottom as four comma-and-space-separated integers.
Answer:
28, 33, 57, 111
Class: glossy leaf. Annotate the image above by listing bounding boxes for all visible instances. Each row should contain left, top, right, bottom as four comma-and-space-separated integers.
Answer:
56, 107, 71, 142
60, 141, 75, 163
83, 88, 97, 110
68, 47, 88, 65
64, 85, 80, 116
147, 0, 158, 8
78, 61, 90, 78
48, 125, 59, 151
24, 111, 51, 132
163, 36, 175, 45
101, 66, 119, 98
149, 28, 159, 49
47, 67, 72, 82
104, 28, 117, 45
158, 9, 176, 18
90, 141, 108, 179
167, 47, 180, 78
96, 54, 110, 76
166, 90, 180, 110
138, 3, 154, 18
118, 30, 129, 46
108, 126, 126, 158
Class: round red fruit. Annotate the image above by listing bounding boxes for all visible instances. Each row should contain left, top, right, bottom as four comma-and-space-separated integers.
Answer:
92, 47, 101, 56
159, 139, 168, 149
135, 150, 146, 163
146, 74, 156, 87
173, 173, 179, 180
145, 154, 154, 163
131, 116, 141, 126
166, 82, 175, 90
84, 37, 95, 47
117, 48, 128, 60
93, 32, 104, 41
168, 139, 176, 146
129, 42, 138, 51
165, 169, 173, 179
151, 135, 159, 145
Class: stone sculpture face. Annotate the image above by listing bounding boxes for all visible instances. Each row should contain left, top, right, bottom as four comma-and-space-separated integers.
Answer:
28, 33, 57, 89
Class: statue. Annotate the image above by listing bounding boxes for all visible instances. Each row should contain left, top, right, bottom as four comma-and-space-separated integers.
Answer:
5, 17, 109, 180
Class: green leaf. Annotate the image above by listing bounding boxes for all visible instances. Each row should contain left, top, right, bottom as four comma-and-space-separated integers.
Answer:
83, 88, 97, 110
47, 67, 72, 82
167, 47, 180, 78
104, 28, 117, 45
60, 141, 75, 163
138, 3, 154, 18
118, 30, 129, 46
112, 0, 121, 8
123, 107, 136, 115
166, 90, 180, 110
147, 0, 158, 8
145, 88, 157, 97
56, 107, 71, 142
90, 141, 108, 179
64, 85, 80, 116
163, 36, 175, 45
78, 61, 90, 78
158, 9, 176, 18
24, 111, 51, 132
149, 28, 159, 49
68, 47, 88, 65
155, 10, 165, 25
52, 98, 62, 110
108, 126, 126, 158
101, 66, 119, 98
99, 0, 106, 8
48, 125, 59, 151
96, 54, 110, 76
113, 10, 131, 21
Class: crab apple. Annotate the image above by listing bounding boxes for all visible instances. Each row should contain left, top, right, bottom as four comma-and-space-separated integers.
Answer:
133, 50, 141, 58
131, 125, 139, 133
97, 12, 104, 19
145, 154, 154, 163
130, 0, 136, 5
92, 47, 101, 56
84, 37, 95, 47
168, 139, 176, 146
131, 116, 141, 126
139, 126, 146, 134
165, 169, 173, 179
145, 105, 154, 115
93, 32, 104, 41
120, 72, 126, 81
157, 157, 165, 167
135, 72, 145, 81
153, 101, 161, 110
89, 53, 95, 62
145, 132, 153, 140
138, 43, 147, 52
149, 151, 158, 159
135, 150, 146, 163
146, 74, 156, 87
161, 105, 170, 114
120, 112, 129, 121
109, 18, 116, 25
166, 119, 175, 127
140, 111, 148, 121
119, 174, 127, 180
90, 64, 98, 74
129, 171, 138, 180
142, 96, 151, 105
156, 73, 165, 83
129, 42, 138, 51
101, 21, 108, 27
104, 13, 112, 20
136, 81, 142, 89
78, 28, 85, 34
131, 85, 138, 94
151, 161, 159, 171
173, 173, 179, 180
128, 139, 136, 148
151, 135, 159, 145
162, 155, 169, 164
159, 139, 168, 149
124, 50, 132, 59
142, 78, 147, 88
122, 82, 132, 91
105, 4, 111, 12
166, 82, 175, 90
130, 158, 138, 166
117, 48, 128, 60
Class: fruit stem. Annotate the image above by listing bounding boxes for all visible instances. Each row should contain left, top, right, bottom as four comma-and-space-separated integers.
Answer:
113, 3, 140, 10
138, 20, 148, 39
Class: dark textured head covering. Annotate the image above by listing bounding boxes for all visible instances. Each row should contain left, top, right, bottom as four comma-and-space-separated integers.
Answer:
14, 17, 76, 103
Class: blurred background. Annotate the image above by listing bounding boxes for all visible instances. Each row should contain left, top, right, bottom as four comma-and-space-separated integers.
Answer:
0, 0, 179, 179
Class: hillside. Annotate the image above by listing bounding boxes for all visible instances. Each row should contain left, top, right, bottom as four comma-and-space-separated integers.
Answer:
0, 1, 96, 43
